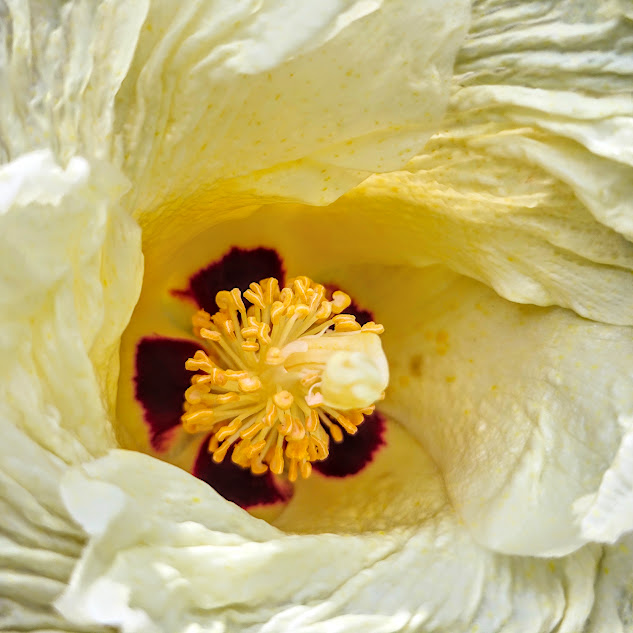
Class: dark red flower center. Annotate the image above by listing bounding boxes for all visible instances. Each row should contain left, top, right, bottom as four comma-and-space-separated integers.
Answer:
134, 247, 386, 509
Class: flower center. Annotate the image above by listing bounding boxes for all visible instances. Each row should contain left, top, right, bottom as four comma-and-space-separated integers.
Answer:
180, 276, 388, 481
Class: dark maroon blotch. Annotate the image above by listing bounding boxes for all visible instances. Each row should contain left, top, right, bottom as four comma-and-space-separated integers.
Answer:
194, 441, 293, 508
175, 247, 284, 314
135, 337, 200, 451
324, 283, 374, 325
346, 299, 373, 326
313, 411, 386, 478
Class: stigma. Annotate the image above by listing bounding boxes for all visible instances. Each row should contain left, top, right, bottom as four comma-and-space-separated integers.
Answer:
180, 276, 388, 482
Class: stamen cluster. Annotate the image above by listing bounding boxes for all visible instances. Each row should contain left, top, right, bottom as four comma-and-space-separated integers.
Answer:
181, 276, 384, 481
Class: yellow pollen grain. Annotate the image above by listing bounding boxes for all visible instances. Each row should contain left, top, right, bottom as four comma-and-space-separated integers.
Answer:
180, 276, 385, 481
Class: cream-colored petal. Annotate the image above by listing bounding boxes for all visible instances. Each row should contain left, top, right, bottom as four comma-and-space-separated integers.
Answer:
57, 450, 608, 633
0, 3, 147, 626
459, 0, 632, 93
0, 149, 142, 625
372, 266, 633, 557
587, 533, 633, 632
0, 418, 88, 631
7, 2, 633, 632
317, 152, 633, 326
116, 0, 469, 217
332, 0, 633, 326
0, 150, 141, 460
0, 0, 148, 163
453, 0, 633, 245
116, 201, 631, 628
574, 427, 633, 544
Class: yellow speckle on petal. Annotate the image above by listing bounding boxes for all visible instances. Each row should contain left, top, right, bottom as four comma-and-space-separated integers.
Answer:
409, 354, 423, 377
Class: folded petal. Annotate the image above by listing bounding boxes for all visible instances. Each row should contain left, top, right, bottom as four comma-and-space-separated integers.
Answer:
340, 126, 633, 326
574, 427, 633, 544
587, 532, 633, 632
0, 150, 142, 627
7, 2, 633, 632
459, 0, 633, 93
57, 450, 608, 633
377, 266, 633, 556
322, 0, 633, 326
0, 421, 86, 631
0, 2, 148, 627
120, 0, 470, 261
0, 150, 142, 461
452, 0, 633, 241
0, 0, 148, 162
120, 175, 633, 557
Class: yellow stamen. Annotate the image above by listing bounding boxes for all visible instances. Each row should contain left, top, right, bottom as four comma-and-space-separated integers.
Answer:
180, 276, 389, 480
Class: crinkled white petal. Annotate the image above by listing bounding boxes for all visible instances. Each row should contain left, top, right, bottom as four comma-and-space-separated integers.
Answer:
57, 450, 604, 633
115, 0, 470, 212
586, 532, 633, 632
435, 0, 633, 552
574, 427, 633, 544
324, 142, 633, 326
0, 147, 142, 627
0, 418, 87, 631
0, 4, 148, 628
0, 1, 472, 630
329, 0, 633, 327
0, 0, 149, 163
0, 149, 142, 460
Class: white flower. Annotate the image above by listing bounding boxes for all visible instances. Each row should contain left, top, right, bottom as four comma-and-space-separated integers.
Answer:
1, 1, 632, 632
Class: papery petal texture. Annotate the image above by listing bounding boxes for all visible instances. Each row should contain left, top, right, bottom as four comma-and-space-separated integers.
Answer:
0, 2, 146, 627
118, 0, 470, 204
3, 1, 633, 632
0, 148, 142, 627
0, 0, 149, 163
332, 0, 633, 328
57, 451, 605, 633
0, 1, 474, 630
381, 269, 633, 557
119, 0, 470, 255
302, 0, 633, 562
441, 0, 633, 552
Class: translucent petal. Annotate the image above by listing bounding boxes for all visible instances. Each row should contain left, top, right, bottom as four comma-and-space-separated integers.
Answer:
319, 156, 633, 326
0, 1, 148, 626
0, 150, 141, 461
5, 1, 633, 631
587, 533, 633, 632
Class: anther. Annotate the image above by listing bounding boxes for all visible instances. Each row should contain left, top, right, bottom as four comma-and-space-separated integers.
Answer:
273, 390, 294, 410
